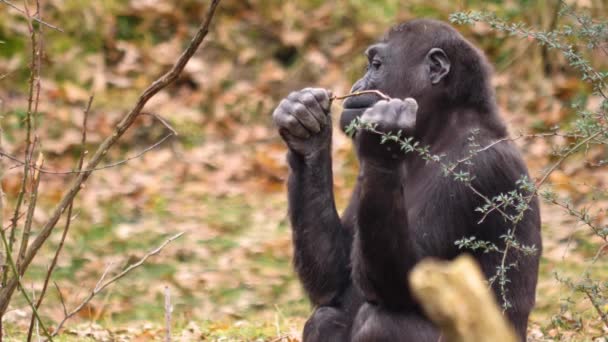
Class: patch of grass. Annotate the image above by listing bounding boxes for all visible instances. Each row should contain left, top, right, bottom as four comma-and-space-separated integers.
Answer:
252, 253, 290, 271
199, 236, 239, 254
204, 195, 253, 234
116, 15, 144, 41
52, 256, 90, 280
199, 320, 280, 341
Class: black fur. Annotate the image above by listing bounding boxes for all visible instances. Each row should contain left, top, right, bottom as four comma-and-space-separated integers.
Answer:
276, 19, 541, 342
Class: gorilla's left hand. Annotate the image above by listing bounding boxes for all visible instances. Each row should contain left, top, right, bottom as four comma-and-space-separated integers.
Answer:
356, 98, 418, 168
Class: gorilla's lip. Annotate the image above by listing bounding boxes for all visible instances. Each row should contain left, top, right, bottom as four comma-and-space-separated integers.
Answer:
342, 93, 382, 109
340, 92, 386, 132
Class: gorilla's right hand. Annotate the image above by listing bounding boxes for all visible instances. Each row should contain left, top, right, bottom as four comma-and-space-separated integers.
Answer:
273, 88, 333, 156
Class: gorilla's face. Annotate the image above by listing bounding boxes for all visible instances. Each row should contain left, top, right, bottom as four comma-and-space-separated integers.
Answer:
340, 34, 450, 133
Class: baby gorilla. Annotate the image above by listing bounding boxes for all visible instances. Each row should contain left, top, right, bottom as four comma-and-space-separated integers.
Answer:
273, 19, 541, 342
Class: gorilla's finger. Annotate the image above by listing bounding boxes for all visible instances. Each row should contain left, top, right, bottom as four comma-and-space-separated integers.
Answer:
397, 110, 416, 129
274, 110, 310, 138
305, 88, 332, 112
279, 128, 302, 144
388, 99, 403, 106
402, 97, 419, 114
361, 107, 382, 124
387, 99, 404, 121
391, 98, 416, 128
373, 99, 390, 108
292, 102, 321, 133
287, 91, 300, 102
371, 100, 390, 116
299, 91, 328, 126
271, 101, 288, 126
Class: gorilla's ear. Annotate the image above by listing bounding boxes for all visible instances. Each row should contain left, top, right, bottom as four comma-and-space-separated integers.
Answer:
426, 48, 450, 85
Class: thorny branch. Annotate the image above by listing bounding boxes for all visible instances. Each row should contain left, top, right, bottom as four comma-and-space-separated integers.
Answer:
560, 0, 608, 58
582, 287, 608, 329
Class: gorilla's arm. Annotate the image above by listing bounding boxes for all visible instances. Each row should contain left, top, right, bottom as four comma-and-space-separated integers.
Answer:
466, 141, 541, 340
273, 88, 353, 306
287, 149, 353, 306
351, 99, 420, 309
354, 164, 419, 310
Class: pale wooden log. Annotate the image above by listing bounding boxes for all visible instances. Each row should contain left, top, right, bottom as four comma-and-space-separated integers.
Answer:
409, 255, 518, 342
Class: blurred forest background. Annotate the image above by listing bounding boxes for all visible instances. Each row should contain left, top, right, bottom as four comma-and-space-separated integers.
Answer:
1, 0, 608, 340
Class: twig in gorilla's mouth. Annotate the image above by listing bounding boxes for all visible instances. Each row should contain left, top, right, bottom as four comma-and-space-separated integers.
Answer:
331, 90, 391, 101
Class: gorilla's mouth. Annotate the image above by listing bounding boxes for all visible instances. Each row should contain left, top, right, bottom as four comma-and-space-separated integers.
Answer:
342, 92, 381, 109
339, 92, 382, 132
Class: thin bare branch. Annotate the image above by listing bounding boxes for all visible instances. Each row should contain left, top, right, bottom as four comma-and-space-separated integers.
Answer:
0, 0, 63, 32
4, 0, 42, 292
0, 112, 177, 175
0, 101, 4, 340
26, 96, 92, 342
2, 212, 25, 232
2, 133, 174, 175
50, 232, 184, 338
53, 282, 67, 317
165, 286, 171, 342
141, 112, 178, 136
331, 90, 391, 101
0, 0, 221, 315
0, 72, 13, 81
32, 0, 43, 135
16, 0, 42, 273
0, 221, 52, 340
17, 152, 43, 272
